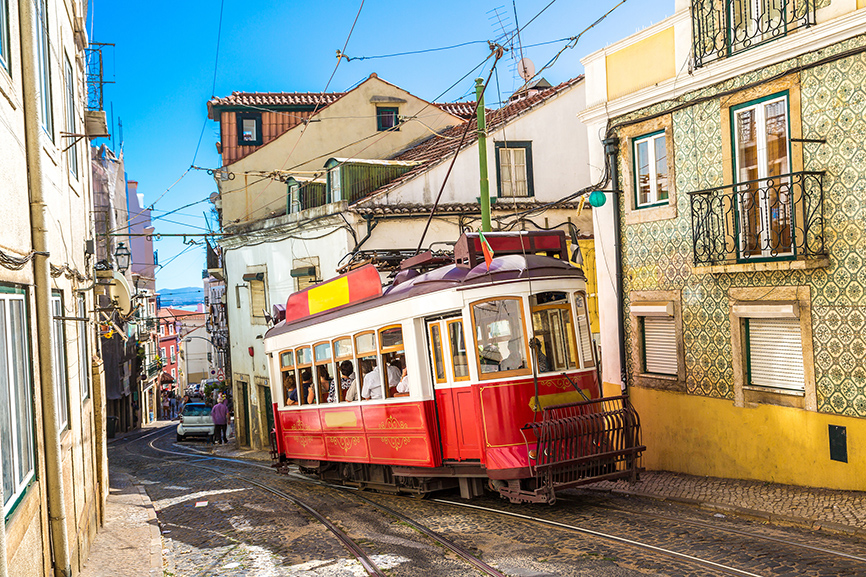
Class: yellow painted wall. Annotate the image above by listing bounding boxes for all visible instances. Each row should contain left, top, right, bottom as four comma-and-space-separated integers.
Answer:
859, 0, 866, 10
606, 27, 675, 101
630, 386, 866, 491
576, 239, 600, 333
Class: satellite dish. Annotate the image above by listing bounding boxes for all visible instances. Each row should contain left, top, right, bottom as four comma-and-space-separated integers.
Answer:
110, 271, 133, 315
518, 57, 535, 81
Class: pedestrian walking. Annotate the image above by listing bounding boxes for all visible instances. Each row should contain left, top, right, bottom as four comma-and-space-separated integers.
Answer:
211, 394, 229, 444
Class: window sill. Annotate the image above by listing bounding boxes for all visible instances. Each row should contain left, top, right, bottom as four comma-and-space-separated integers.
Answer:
625, 202, 676, 225
634, 372, 685, 392
743, 385, 805, 409
692, 256, 829, 275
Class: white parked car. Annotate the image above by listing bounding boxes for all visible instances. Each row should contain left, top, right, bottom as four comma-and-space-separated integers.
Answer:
176, 402, 214, 442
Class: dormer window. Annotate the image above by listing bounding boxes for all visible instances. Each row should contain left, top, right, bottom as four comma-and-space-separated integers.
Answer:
376, 107, 399, 131
236, 112, 262, 146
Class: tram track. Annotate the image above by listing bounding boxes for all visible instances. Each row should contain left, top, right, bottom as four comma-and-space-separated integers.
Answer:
121, 425, 866, 576
126, 426, 506, 577
571, 498, 866, 564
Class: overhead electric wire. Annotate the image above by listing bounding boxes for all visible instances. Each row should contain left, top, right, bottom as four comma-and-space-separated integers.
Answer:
340, 39, 488, 61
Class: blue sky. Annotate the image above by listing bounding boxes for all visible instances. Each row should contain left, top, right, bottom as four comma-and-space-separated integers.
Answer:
90, 0, 673, 291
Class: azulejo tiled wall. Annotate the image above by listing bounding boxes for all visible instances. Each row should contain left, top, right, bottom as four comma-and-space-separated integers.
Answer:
617, 38, 866, 418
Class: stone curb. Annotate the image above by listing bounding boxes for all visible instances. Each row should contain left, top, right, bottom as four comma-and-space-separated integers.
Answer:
588, 485, 865, 537
133, 480, 164, 574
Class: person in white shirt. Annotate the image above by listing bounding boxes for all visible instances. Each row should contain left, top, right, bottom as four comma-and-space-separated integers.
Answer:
395, 367, 409, 397
361, 361, 383, 400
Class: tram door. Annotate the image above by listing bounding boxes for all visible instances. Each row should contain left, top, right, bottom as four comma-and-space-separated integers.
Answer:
427, 318, 481, 461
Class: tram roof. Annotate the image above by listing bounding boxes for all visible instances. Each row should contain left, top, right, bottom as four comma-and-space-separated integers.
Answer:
265, 253, 585, 338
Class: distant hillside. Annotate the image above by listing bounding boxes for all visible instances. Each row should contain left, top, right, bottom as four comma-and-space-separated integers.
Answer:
158, 287, 204, 308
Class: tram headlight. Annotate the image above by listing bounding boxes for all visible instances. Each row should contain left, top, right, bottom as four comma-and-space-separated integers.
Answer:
529, 450, 537, 460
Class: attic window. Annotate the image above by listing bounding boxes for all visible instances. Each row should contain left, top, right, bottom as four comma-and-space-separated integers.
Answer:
376, 107, 400, 131
237, 113, 262, 146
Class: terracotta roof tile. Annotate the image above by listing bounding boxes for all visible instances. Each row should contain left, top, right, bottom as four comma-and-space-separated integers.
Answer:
207, 91, 346, 118
433, 101, 484, 120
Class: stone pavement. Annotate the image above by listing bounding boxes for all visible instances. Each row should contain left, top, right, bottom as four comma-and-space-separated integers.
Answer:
80, 425, 866, 576
79, 471, 162, 577
586, 471, 866, 537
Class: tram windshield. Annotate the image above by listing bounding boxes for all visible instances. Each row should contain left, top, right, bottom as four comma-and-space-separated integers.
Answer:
530, 291, 578, 373
471, 298, 529, 378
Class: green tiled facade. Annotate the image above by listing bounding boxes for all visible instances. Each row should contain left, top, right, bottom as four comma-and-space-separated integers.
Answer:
615, 36, 866, 418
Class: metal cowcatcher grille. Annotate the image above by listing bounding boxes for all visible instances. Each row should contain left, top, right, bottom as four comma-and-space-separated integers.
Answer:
514, 395, 645, 504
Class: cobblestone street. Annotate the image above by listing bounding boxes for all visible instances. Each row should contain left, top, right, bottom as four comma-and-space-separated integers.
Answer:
86, 424, 866, 577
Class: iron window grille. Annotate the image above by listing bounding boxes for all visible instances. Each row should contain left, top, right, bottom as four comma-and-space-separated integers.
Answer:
691, 0, 816, 68
689, 170, 825, 266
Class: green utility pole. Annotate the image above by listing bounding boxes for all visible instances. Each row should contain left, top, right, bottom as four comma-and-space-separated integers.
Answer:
476, 78, 492, 233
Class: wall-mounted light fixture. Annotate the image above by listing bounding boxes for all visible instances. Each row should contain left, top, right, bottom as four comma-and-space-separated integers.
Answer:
114, 242, 132, 273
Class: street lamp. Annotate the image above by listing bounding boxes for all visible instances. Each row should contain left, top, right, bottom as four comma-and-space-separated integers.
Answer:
114, 242, 132, 273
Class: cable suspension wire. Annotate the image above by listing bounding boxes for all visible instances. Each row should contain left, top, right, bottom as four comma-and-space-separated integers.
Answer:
415, 46, 504, 254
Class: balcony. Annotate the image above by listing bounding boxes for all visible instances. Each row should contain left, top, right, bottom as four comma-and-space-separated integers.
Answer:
689, 171, 825, 267
692, 0, 816, 68
147, 360, 163, 378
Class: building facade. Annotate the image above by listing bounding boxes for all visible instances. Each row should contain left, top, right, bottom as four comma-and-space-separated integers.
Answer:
211, 74, 600, 450
579, 0, 866, 488
0, 0, 108, 574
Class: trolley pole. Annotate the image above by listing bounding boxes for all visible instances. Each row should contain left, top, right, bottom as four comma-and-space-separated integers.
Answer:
476, 78, 492, 233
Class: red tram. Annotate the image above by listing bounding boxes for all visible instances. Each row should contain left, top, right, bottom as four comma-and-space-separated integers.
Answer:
264, 231, 644, 504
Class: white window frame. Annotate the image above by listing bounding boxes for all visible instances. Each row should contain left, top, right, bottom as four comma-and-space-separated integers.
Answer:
36, 0, 53, 139
78, 295, 89, 401
495, 141, 533, 198
51, 295, 69, 432
732, 93, 792, 259
0, 0, 10, 73
329, 168, 342, 202
633, 132, 669, 208
170, 345, 176, 364
0, 291, 36, 515
64, 53, 78, 178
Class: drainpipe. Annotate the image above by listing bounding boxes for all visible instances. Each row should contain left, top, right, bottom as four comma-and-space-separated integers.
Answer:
19, 0, 72, 575
603, 136, 628, 392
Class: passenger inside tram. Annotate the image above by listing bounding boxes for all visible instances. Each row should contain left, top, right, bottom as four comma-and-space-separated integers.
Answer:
360, 359, 382, 400
318, 365, 335, 403
300, 369, 314, 404
340, 361, 358, 402
283, 372, 298, 405
386, 359, 402, 397
394, 366, 409, 397
529, 337, 551, 373
500, 339, 526, 371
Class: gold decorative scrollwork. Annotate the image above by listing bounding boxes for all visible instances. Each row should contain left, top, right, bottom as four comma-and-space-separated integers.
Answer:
329, 436, 362, 453
291, 420, 312, 431
292, 435, 314, 448
380, 437, 411, 451
379, 415, 409, 430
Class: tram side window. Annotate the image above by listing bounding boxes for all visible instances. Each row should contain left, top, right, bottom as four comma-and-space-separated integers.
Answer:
280, 350, 298, 407
530, 292, 577, 373
334, 337, 358, 402
295, 347, 314, 405
574, 293, 595, 368
447, 320, 469, 380
428, 324, 446, 383
471, 298, 529, 378
379, 325, 405, 398
355, 332, 382, 400
314, 342, 336, 404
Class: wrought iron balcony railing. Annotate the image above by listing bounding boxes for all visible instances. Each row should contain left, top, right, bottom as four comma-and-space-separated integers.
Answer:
689, 171, 824, 266
692, 0, 816, 68
147, 360, 163, 378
